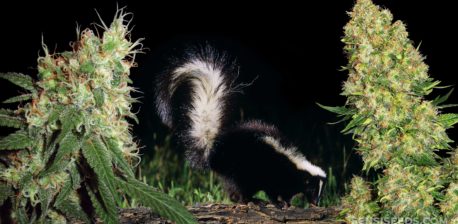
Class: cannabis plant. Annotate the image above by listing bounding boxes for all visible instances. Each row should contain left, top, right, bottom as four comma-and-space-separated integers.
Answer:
320, 0, 457, 221
0, 10, 195, 224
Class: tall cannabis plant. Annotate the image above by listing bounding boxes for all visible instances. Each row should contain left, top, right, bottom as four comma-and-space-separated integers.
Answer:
0, 10, 196, 224
320, 0, 458, 221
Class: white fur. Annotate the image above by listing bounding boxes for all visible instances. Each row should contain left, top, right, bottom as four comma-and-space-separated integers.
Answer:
171, 59, 228, 157
262, 136, 327, 178
318, 180, 324, 197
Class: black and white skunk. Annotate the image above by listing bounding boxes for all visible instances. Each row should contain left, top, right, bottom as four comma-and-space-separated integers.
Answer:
155, 48, 327, 206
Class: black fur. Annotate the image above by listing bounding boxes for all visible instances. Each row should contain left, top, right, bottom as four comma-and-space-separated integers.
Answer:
209, 120, 326, 205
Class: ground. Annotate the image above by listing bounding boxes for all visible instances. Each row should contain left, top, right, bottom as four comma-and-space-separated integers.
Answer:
113, 204, 342, 224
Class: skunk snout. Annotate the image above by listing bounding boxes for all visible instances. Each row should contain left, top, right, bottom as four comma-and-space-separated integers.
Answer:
305, 176, 326, 206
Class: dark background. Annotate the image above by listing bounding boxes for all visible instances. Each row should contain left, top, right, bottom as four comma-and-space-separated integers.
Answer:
1, 1, 457, 189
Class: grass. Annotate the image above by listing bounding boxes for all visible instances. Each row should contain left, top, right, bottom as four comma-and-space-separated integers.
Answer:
122, 135, 343, 208
122, 135, 230, 207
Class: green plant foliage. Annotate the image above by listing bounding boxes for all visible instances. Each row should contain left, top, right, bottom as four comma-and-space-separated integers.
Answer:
116, 177, 197, 224
135, 135, 343, 208
441, 149, 458, 222
340, 176, 379, 221
319, 167, 340, 207
321, 0, 458, 221
0, 114, 24, 128
0, 72, 36, 93
0, 9, 196, 224
0, 130, 33, 150
2, 94, 33, 104
135, 136, 231, 206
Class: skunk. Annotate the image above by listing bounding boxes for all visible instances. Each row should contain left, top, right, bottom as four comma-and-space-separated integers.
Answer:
155, 48, 327, 206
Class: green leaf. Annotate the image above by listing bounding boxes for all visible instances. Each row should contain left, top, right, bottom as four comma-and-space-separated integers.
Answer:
0, 130, 33, 150
43, 107, 84, 165
438, 113, 458, 128
81, 136, 119, 204
116, 177, 197, 224
432, 88, 454, 106
0, 108, 14, 115
86, 184, 118, 224
93, 87, 105, 108
430, 190, 445, 201
54, 177, 73, 208
327, 115, 352, 125
43, 132, 81, 175
47, 105, 65, 125
412, 79, 440, 95
434, 84, 454, 89
103, 137, 135, 178
3, 94, 33, 104
38, 188, 52, 221
0, 72, 35, 92
55, 197, 91, 223
18, 171, 33, 189
411, 153, 438, 166
316, 103, 355, 116
58, 108, 84, 142
80, 61, 95, 74
437, 104, 458, 109
0, 183, 13, 205
341, 115, 367, 134
0, 114, 24, 128
127, 112, 139, 125
40, 109, 82, 167
69, 162, 81, 190
99, 180, 118, 223
423, 80, 441, 91
15, 206, 29, 224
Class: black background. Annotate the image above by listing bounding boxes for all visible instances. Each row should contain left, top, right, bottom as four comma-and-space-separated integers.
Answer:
1, 1, 457, 187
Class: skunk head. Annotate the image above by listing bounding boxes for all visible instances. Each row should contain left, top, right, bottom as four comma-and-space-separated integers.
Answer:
258, 124, 327, 206
305, 175, 326, 206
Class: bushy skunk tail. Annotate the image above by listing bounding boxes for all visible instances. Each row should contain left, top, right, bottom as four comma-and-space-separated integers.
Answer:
155, 48, 236, 169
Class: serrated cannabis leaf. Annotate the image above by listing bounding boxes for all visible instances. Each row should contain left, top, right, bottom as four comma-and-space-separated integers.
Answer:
3, 94, 33, 104
317, 103, 355, 116
43, 132, 80, 175
116, 177, 197, 224
87, 185, 118, 224
438, 113, 458, 128
0, 130, 33, 150
47, 106, 65, 125
81, 136, 119, 205
15, 207, 29, 224
327, 115, 352, 125
0, 108, 14, 115
55, 197, 91, 223
103, 136, 135, 178
54, 179, 72, 208
0, 114, 24, 128
68, 162, 81, 190
38, 188, 52, 222
433, 88, 454, 106
0, 72, 35, 92
341, 115, 367, 134
437, 104, 458, 109
57, 108, 84, 142
0, 183, 13, 205
98, 180, 119, 224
